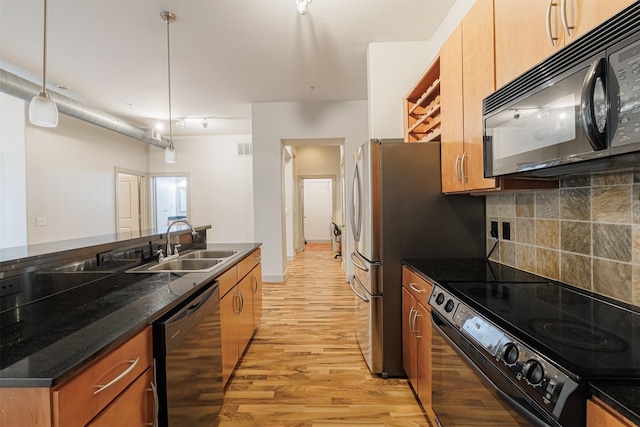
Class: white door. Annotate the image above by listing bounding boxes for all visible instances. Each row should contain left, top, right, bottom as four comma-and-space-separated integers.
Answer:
118, 173, 141, 234
302, 178, 333, 243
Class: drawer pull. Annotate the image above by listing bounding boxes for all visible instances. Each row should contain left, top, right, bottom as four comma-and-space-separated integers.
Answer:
93, 357, 140, 395
409, 283, 425, 294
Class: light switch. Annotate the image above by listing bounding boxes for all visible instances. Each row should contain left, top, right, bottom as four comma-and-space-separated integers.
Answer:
36, 217, 46, 226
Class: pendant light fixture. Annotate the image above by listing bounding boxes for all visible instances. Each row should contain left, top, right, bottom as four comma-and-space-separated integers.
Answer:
296, 0, 313, 15
162, 11, 177, 164
29, 0, 59, 127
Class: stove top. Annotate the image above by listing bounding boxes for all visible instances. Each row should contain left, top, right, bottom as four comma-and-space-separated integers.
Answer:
446, 280, 640, 380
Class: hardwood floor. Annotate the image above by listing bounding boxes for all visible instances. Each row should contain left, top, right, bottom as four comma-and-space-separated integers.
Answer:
216, 244, 430, 426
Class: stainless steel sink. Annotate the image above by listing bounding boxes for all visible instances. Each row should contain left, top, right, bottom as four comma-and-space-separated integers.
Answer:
145, 258, 222, 272
179, 249, 242, 259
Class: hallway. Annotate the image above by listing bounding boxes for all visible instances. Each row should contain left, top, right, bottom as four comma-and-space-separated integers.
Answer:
216, 244, 430, 426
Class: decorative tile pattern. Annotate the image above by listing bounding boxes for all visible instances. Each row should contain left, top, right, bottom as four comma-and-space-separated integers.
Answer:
535, 191, 559, 219
593, 223, 632, 262
516, 218, 535, 245
593, 258, 632, 302
560, 221, 591, 255
592, 186, 631, 223
516, 193, 534, 218
486, 173, 640, 307
560, 252, 591, 291
560, 188, 590, 221
536, 219, 559, 249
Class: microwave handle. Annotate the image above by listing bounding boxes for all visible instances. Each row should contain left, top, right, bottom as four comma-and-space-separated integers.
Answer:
580, 57, 608, 151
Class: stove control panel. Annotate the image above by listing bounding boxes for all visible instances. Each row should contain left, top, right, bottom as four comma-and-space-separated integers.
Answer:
429, 284, 580, 418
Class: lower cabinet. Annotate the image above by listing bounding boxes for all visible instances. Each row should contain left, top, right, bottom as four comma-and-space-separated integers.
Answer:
0, 326, 155, 427
221, 248, 263, 385
402, 266, 436, 424
587, 398, 636, 427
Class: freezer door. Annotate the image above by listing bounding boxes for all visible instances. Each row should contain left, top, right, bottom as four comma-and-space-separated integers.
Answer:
350, 250, 382, 295
349, 273, 383, 374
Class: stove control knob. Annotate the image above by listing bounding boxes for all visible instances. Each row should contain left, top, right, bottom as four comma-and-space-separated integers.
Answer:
522, 360, 544, 386
444, 299, 455, 313
435, 292, 445, 305
501, 343, 519, 365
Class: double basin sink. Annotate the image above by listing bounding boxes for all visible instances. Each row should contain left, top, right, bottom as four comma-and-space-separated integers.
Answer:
128, 249, 242, 273
49, 249, 243, 275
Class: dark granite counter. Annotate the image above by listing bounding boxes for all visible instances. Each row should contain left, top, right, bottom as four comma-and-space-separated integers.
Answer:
403, 258, 640, 427
590, 382, 640, 426
0, 242, 260, 387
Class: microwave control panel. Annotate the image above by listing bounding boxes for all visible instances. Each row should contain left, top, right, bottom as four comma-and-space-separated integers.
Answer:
610, 37, 640, 147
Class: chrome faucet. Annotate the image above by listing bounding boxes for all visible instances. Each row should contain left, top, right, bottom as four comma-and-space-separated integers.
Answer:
165, 219, 197, 258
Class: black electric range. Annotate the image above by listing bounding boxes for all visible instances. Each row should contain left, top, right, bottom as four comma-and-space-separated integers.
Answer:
407, 259, 640, 426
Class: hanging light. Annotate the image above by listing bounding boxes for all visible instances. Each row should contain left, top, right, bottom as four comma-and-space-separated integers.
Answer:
162, 11, 177, 164
295, 0, 313, 15
29, 0, 59, 127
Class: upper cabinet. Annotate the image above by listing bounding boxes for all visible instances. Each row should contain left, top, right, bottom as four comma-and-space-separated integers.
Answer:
495, 0, 635, 88
441, 0, 497, 193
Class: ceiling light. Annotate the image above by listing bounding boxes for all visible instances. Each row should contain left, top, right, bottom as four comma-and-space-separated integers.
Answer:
29, 0, 58, 128
176, 118, 186, 129
155, 120, 164, 131
161, 11, 177, 164
296, 0, 312, 15
201, 118, 209, 129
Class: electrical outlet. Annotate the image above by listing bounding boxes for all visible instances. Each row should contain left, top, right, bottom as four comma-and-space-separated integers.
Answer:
36, 217, 46, 226
502, 221, 511, 241
490, 221, 499, 238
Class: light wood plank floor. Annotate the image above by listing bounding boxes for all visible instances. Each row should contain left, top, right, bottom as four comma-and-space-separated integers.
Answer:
216, 244, 430, 426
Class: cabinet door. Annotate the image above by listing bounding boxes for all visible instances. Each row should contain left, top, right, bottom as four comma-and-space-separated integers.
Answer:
494, 0, 563, 88
415, 302, 432, 408
251, 263, 263, 330
461, 0, 497, 191
402, 288, 417, 388
564, 0, 635, 44
440, 24, 465, 193
221, 288, 240, 385
237, 274, 255, 355
87, 368, 155, 427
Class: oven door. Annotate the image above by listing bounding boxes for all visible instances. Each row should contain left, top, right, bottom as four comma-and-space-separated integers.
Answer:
431, 312, 559, 427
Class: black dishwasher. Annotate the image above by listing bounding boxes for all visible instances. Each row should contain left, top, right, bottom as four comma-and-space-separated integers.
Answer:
154, 281, 223, 427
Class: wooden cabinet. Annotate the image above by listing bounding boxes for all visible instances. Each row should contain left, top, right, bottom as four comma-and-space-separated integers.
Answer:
495, 0, 634, 88
0, 327, 154, 427
404, 58, 441, 143
220, 247, 263, 385
440, 0, 497, 193
86, 368, 155, 427
401, 266, 435, 425
587, 398, 636, 427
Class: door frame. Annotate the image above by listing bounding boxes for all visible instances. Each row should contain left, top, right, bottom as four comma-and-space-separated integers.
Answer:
115, 167, 149, 234
298, 175, 336, 248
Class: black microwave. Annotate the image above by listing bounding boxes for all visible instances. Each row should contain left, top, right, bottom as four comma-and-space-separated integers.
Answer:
483, 3, 640, 178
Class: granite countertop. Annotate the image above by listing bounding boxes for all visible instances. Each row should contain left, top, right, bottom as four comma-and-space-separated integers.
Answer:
0, 242, 260, 388
403, 258, 640, 426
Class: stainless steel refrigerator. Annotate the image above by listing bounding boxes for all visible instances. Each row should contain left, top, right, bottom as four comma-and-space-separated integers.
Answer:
348, 139, 485, 377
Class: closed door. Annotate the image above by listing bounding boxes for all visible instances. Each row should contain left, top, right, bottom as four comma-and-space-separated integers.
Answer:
302, 178, 333, 243
118, 173, 141, 234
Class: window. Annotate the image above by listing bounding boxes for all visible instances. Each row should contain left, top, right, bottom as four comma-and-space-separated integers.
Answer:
151, 175, 189, 229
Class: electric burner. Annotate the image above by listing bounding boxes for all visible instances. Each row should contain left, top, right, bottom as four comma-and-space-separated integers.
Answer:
527, 318, 629, 353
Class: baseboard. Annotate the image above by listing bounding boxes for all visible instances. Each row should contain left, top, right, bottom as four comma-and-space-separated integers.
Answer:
305, 239, 332, 244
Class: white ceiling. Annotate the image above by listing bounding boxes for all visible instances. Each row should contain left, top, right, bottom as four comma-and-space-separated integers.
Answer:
0, 0, 455, 136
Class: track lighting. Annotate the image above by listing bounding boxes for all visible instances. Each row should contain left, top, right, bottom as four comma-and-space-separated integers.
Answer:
155, 120, 164, 131
201, 118, 209, 129
161, 11, 177, 164
296, 0, 313, 15
29, 0, 59, 128
176, 118, 186, 129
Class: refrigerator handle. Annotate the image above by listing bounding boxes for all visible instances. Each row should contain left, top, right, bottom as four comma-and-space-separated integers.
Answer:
350, 251, 369, 272
349, 274, 370, 302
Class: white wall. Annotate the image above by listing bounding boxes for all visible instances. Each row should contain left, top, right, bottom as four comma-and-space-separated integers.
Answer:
252, 101, 368, 282
366, 0, 476, 140
0, 93, 27, 248
149, 134, 254, 244
26, 114, 149, 244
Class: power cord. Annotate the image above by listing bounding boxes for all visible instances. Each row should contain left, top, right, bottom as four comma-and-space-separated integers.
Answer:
486, 229, 499, 260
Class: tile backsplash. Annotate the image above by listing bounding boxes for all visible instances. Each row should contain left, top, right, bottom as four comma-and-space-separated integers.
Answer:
486, 172, 640, 308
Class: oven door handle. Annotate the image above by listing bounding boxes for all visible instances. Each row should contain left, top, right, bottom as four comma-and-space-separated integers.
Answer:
432, 316, 555, 427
